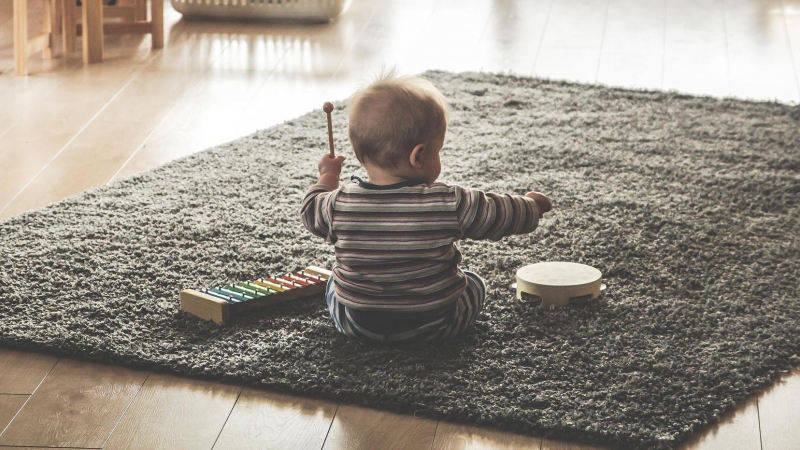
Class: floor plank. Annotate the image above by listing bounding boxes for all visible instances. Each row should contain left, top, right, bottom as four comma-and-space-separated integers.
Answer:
0, 359, 148, 448
321, 404, 438, 450
542, 439, 609, 450
0, 395, 28, 434
0, 447, 88, 450
540, 0, 610, 49
1, 121, 158, 219
432, 422, 543, 450
785, 3, 800, 75
103, 373, 241, 450
541, 437, 610, 450
0, 349, 58, 395
212, 387, 337, 450
758, 369, 800, 450
662, 0, 730, 97
596, 0, 664, 89
681, 399, 761, 450
724, 0, 800, 102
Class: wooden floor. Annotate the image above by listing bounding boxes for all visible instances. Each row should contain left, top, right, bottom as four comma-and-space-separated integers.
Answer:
1, 0, 800, 448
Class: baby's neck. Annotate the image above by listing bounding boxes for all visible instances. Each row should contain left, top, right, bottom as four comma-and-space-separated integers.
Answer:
363, 165, 414, 186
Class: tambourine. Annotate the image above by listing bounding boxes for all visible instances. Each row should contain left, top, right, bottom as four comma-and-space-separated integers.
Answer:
512, 261, 606, 307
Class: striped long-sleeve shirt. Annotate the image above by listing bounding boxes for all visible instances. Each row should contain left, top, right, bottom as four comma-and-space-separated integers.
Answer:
300, 176, 540, 312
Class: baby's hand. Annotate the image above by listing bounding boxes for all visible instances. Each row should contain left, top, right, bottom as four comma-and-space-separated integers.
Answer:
318, 154, 346, 177
525, 191, 552, 218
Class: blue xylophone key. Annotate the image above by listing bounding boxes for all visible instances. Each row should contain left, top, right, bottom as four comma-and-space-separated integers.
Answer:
203, 289, 236, 304
210, 288, 249, 303
221, 287, 253, 301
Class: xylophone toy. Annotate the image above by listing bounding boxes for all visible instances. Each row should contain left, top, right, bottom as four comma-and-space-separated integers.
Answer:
181, 102, 339, 324
180, 266, 332, 323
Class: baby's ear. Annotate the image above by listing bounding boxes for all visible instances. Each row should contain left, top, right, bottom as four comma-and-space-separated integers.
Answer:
409, 144, 425, 168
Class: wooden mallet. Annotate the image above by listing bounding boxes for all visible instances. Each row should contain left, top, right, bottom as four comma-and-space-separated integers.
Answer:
323, 101, 335, 157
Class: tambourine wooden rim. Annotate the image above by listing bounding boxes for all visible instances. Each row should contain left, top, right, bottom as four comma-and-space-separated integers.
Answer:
514, 261, 605, 307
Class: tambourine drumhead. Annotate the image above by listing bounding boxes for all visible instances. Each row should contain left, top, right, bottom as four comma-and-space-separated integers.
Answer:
515, 261, 603, 307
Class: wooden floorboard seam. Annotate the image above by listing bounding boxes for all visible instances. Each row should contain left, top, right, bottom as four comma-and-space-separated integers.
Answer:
0, 48, 162, 215
0, 446, 101, 449
780, 0, 800, 95
209, 386, 243, 450
105, 104, 178, 185
659, 0, 667, 88
97, 371, 152, 449
324, 1, 381, 92
530, 0, 555, 75
108, 22, 282, 185
593, 0, 612, 83
429, 420, 440, 450
756, 399, 764, 450
720, 0, 734, 95
0, 357, 59, 439
318, 403, 341, 450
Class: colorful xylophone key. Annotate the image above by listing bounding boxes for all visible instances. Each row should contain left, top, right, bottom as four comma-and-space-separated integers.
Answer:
179, 266, 332, 323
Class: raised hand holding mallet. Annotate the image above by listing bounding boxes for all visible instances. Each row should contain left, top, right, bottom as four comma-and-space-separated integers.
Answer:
323, 102, 335, 157
318, 102, 345, 189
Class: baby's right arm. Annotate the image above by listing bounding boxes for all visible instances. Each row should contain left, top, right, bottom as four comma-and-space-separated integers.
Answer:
455, 187, 550, 241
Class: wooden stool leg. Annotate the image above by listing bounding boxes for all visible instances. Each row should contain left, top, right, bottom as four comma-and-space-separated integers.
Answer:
13, 0, 28, 75
82, 0, 103, 63
52, 0, 61, 34
62, 0, 76, 53
151, 0, 163, 49
42, 0, 53, 59
135, 0, 147, 21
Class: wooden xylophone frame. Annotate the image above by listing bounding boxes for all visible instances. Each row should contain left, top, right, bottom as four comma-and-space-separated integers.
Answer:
180, 266, 332, 324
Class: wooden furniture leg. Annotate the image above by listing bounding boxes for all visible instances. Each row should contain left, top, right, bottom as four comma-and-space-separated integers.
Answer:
14, 0, 55, 75
13, 0, 27, 75
52, 0, 61, 34
135, 0, 147, 21
62, 0, 76, 53
82, 0, 103, 63
151, 0, 163, 48
42, 0, 53, 59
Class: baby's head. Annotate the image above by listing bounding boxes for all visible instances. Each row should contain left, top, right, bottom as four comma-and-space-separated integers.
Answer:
347, 70, 450, 184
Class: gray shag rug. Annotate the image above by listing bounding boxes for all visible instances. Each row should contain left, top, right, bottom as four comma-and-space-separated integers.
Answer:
1, 71, 799, 449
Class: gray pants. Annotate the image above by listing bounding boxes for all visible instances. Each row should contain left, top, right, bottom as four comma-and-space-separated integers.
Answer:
325, 271, 487, 344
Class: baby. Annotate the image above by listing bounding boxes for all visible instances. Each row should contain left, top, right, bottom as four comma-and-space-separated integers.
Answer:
300, 71, 551, 344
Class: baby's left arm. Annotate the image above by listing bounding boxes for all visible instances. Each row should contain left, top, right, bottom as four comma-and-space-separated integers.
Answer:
455, 187, 548, 241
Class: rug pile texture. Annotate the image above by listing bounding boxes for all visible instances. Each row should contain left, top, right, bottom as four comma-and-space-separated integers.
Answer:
1, 71, 799, 449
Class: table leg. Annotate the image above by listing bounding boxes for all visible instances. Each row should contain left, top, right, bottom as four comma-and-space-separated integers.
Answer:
82, 0, 103, 63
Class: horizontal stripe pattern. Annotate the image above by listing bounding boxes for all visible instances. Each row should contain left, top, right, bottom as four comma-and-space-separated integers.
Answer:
300, 178, 539, 312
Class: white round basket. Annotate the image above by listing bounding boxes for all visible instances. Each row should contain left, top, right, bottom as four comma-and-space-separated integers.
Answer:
171, 0, 350, 22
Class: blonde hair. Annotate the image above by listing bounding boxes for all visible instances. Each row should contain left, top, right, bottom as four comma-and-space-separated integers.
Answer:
347, 69, 450, 169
